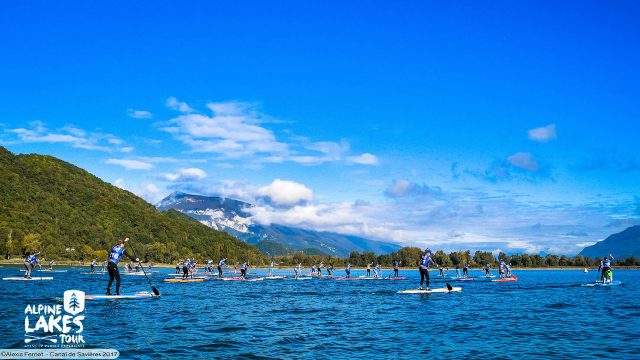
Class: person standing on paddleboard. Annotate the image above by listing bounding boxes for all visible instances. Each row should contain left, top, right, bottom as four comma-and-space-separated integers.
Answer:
48, 259, 55, 270
106, 238, 139, 295
218, 258, 227, 277
601, 254, 614, 283
418, 249, 439, 290
327, 263, 334, 277
24, 251, 41, 279
240, 261, 248, 278
268, 261, 275, 277
182, 259, 192, 279
393, 260, 400, 278
294, 262, 302, 279
366, 262, 373, 277
90, 259, 97, 273
346, 262, 352, 278
463, 262, 469, 278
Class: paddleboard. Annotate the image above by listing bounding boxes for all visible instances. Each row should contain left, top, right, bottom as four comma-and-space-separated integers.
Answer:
582, 281, 623, 287
220, 277, 264, 281
21, 269, 66, 272
335, 277, 362, 281
455, 277, 476, 281
398, 287, 462, 294
385, 277, 408, 280
265, 276, 286, 279
492, 276, 518, 283
85, 292, 159, 300
3, 277, 53, 281
123, 272, 148, 276
165, 278, 204, 283
81, 272, 107, 275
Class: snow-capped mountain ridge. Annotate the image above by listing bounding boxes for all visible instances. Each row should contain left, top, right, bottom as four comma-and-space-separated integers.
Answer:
157, 192, 400, 257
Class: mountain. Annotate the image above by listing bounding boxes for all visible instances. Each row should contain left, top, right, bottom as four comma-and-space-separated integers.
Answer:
579, 226, 640, 259
157, 192, 402, 257
0, 146, 266, 264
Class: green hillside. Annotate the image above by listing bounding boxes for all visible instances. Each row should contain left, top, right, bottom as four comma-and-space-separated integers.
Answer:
0, 146, 267, 264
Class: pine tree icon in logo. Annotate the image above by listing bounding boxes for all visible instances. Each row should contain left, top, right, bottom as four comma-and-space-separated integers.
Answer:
63, 290, 85, 315
69, 293, 80, 311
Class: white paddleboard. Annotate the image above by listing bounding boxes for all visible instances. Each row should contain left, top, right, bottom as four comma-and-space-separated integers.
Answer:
398, 287, 462, 294
123, 272, 148, 276
85, 292, 159, 300
265, 276, 286, 279
581, 281, 623, 287
3, 277, 53, 281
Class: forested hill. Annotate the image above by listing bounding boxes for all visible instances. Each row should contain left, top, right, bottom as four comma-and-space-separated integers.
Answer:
0, 146, 267, 264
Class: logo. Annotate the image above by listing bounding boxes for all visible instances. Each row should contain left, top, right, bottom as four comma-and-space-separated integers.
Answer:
23, 290, 86, 348
64, 290, 85, 315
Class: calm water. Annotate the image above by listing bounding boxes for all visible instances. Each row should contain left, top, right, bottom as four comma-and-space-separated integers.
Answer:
1, 267, 638, 359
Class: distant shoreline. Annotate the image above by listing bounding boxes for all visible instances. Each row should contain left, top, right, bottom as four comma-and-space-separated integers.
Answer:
1, 260, 638, 270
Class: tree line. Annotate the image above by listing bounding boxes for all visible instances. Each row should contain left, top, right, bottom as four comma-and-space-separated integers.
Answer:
269, 247, 640, 268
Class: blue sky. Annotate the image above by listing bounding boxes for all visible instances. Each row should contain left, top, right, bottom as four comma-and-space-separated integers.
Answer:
1, 1, 639, 255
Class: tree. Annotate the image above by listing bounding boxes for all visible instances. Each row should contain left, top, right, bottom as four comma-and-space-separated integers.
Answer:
22, 233, 41, 254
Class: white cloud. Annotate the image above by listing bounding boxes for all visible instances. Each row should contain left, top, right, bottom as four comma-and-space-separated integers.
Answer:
161, 168, 208, 182
159, 100, 377, 166
347, 153, 379, 165
257, 179, 313, 206
4, 121, 126, 152
528, 124, 557, 142
119, 146, 135, 153
113, 179, 165, 203
127, 109, 152, 119
507, 152, 539, 171
166, 97, 195, 113
106, 159, 154, 170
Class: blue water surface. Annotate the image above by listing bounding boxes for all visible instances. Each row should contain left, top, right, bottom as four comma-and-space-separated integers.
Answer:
0, 267, 638, 359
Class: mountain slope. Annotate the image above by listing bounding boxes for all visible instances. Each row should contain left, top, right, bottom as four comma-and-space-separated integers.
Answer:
157, 192, 401, 257
579, 225, 640, 259
0, 146, 266, 264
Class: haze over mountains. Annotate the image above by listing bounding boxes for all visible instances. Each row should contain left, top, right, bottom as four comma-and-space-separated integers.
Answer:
157, 192, 401, 257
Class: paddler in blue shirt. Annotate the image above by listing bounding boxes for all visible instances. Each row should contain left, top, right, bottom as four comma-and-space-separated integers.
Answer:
327, 263, 334, 277
373, 263, 381, 278
240, 261, 248, 278
106, 238, 139, 295
24, 251, 41, 279
463, 262, 470, 278
418, 249, 439, 290
601, 254, 614, 283
393, 260, 400, 278
218, 258, 227, 277
505, 263, 512, 278
345, 262, 352, 278
498, 260, 506, 279
484, 263, 491, 276
182, 258, 192, 279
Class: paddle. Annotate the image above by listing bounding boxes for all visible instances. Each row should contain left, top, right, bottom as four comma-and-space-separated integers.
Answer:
125, 238, 160, 296
441, 266, 453, 291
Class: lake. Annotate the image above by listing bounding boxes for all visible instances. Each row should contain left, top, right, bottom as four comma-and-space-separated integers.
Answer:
0, 267, 638, 359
